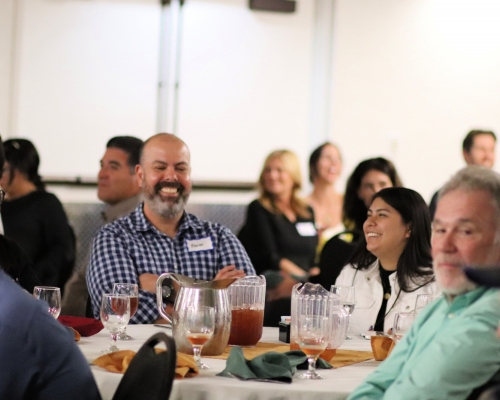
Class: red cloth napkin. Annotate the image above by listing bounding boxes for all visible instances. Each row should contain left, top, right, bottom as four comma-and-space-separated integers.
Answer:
58, 316, 104, 337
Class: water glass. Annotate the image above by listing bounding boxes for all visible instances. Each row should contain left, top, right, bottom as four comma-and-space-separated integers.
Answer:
185, 306, 215, 369
296, 315, 329, 380
33, 286, 61, 319
392, 312, 415, 343
113, 283, 139, 340
100, 294, 130, 353
331, 285, 355, 339
415, 294, 438, 315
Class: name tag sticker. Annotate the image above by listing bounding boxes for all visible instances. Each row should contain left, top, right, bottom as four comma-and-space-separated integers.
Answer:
295, 222, 317, 237
187, 237, 214, 252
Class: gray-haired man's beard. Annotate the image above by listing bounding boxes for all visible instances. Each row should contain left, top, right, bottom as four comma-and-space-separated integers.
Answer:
438, 280, 478, 297
144, 181, 190, 219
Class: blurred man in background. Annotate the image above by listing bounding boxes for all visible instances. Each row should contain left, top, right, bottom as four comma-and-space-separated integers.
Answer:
61, 136, 143, 316
429, 129, 496, 219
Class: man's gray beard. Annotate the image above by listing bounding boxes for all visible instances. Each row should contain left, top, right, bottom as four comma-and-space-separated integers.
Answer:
436, 275, 478, 297
145, 192, 190, 220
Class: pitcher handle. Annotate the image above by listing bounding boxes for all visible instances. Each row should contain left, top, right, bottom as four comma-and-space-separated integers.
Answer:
156, 273, 174, 324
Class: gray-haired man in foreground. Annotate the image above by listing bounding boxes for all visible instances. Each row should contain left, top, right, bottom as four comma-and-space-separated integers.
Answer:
349, 166, 500, 400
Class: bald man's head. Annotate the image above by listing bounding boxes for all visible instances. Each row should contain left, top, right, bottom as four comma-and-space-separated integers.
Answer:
140, 133, 190, 165
137, 133, 192, 220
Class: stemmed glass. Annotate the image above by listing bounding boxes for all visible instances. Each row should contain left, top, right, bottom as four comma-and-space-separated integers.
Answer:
296, 315, 329, 380
185, 306, 215, 370
33, 286, 61, 319
100, 294, 130, 353
415, 294, 438, 315
331, 285, 355, 339
392, 312, 415, 343
113, 283, 139, 340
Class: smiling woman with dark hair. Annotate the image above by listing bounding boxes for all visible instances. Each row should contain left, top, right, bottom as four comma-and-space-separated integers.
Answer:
0, 138, 75, 290
311, 157, 403, 289
336, 187, 439, 333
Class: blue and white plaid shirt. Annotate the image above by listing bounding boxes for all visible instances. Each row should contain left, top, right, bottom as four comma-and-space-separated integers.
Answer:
87, 204, 255, 324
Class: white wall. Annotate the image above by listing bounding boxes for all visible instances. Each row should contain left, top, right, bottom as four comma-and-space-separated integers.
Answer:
330, 0, 500, 201
0, 0, 15, 137
4, 0, 161, 178
177, 0, 315, 183
2, 0, 500, 203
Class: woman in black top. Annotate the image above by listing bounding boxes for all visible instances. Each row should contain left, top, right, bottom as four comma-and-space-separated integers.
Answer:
239, 149, 318, 280
239, 150, 318, 326
0, 139, 75, 289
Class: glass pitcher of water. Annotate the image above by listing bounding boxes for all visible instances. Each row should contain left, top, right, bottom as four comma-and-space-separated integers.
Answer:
290, 282, 348, 361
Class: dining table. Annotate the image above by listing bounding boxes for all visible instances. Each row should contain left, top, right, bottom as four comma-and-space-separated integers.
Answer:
79, 325, 380, 400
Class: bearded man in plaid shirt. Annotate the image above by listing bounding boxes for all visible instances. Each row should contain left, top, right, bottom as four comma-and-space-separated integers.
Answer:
87, 133, 255, 323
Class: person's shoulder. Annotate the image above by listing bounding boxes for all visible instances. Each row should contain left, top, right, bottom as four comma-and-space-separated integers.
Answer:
248, 199, 265, 211
245, 199, 272, 218
34, 190, 63, 204
185, 212, 232, 235
471, 288, 500, 314
406, 269, 439, 291
95, 215, 136, 246
336, 263, 358, 280
101, 205, 142, 233
0, 270, 39, 318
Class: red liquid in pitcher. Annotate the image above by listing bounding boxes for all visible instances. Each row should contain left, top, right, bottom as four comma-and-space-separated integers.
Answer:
228, 308, 264, 346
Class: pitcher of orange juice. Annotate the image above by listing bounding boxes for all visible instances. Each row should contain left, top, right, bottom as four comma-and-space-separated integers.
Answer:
290, 282, 348, 362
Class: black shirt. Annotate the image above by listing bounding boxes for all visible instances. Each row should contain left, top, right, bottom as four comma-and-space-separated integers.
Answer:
2, 191, 75, 288
374, 265, 396, 332
238, 200, 318, 275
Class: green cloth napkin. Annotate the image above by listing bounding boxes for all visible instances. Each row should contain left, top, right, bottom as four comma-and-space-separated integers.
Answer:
217, 347, 332, 383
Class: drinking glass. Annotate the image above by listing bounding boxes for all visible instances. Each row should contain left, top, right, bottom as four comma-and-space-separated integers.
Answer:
185, 306, 215, 369
33, 286, 61, 319
100, 294, 130, 353
296, 315, 329, 380
113, 283, 139, 340
331, 285, 355, 339
392, 312, 415, 343
415, 294, 438, 315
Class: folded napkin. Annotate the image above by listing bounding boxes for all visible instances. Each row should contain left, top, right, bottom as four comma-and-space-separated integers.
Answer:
58, 316, 104, 337
217, 347, 332, 383
92, 349, 199, 379
66, 326, 81, 342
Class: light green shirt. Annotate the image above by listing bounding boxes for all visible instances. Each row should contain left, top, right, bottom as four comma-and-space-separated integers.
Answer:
348, 287, 500, 400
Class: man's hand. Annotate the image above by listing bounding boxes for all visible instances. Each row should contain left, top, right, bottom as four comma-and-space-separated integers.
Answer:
214, 265, 246, 280
139, 273, 160, 293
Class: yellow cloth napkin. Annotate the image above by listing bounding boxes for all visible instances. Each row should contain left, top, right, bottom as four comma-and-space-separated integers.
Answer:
92, 349, 199, 379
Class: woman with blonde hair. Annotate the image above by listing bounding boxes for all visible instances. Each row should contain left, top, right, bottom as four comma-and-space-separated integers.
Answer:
239, 149, 318, 294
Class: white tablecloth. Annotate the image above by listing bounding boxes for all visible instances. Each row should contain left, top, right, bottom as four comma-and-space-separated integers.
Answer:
79, 325, 378, 400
